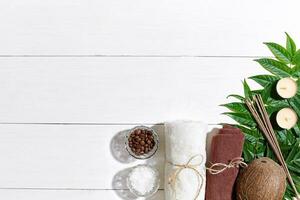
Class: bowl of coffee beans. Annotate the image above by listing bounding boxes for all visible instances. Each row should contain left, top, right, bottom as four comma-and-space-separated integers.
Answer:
125, 126, 159, 159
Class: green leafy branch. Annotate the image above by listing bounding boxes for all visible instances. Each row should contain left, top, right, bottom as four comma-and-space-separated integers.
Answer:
222, 33, 300, 199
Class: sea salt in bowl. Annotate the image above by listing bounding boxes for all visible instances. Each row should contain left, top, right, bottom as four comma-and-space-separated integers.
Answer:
127, 164, 160, 197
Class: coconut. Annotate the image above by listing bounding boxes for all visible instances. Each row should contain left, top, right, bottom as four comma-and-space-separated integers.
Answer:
236, 157, 286, 200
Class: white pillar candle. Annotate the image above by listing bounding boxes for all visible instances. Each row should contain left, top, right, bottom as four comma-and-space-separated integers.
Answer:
276, 108, 298, 129
276, 77, 298, 99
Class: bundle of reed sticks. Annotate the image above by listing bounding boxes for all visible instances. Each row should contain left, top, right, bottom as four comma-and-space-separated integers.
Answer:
245, 94, 299, 200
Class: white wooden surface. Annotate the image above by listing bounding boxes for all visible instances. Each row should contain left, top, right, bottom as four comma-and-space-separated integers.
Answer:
0, 0, 300, 199
0, 190, 165, 200
0, 0, 299, 56
0, 57, 265, 124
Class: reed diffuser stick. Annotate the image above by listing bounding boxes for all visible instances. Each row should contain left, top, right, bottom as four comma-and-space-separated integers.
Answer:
255, 96, 292, 187
245, 94, 299, 199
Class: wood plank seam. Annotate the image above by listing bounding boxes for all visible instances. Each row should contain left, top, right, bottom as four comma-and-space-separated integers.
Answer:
0, 188, 164, 191
0, 55, 266, 58
0, 123, 219, 125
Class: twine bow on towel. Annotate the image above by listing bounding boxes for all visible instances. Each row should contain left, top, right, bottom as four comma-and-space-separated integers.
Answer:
206, 157, 247, 175
168, 154, 205, 200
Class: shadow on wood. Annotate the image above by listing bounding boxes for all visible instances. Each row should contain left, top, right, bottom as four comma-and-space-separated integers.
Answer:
110, 129, 135, 164
112, 167, 137, 200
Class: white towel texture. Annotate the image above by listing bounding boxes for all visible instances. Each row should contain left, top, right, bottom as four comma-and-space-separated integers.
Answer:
165, 121, 207, 200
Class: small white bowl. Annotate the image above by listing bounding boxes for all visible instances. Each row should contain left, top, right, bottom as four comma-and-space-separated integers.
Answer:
127, 164, 160, 198
125, 126, 159, 159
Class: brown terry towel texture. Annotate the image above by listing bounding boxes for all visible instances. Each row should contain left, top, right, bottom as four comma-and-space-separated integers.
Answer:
205, 126, 245, 200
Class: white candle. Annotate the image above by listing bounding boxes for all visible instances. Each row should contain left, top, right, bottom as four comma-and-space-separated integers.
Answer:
276, 108, 298, 129
276, 77, 298, 99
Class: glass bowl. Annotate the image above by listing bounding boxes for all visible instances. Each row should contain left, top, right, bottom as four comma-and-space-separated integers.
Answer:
127, 164, 160, 198
125, 126, 159, 159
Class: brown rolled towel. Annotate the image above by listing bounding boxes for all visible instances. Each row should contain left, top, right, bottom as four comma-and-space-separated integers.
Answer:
205, 126, 245, 200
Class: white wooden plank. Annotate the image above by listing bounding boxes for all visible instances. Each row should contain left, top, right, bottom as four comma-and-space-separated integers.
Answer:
0, 124, 217, 189
0, 124, 166, 189
0, 57, 265, 124
0, 0, 299, 55
0, 189, 164, 200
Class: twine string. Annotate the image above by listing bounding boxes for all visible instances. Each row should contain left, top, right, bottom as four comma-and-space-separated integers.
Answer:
206, 157, 248, 175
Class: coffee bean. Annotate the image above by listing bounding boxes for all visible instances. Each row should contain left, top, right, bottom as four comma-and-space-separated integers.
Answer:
127, 128, 157, 157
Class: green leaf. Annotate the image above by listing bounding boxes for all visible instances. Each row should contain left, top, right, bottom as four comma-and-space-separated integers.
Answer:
286, 33, 297, 56
255, 58, 291, 77
277, 130, 288, 143
266, 144, 276, 160
265, 42, 292, 64
277, 130, 297, 156
267, 99, 289, 107
266, 99, 290, 115
249, 74, 278, 87
289, 95, 300, 118
255, 141, 266, 158
226, 94, 245, 101
243, 141, 256, 162
243, 79, 252, 98
223, 112, 256, 127
293, 50, 300, 68
292, 124, 300, 137
294, 160, 300, 168
220, 102, 248, 113
235, 125, 264, 141
286, 143, 298, 162
284, 189, 294, 200
292, 65, 300, 77
260, 83, 273, 102
286, 140, 300, 174
245, 134, 261, 143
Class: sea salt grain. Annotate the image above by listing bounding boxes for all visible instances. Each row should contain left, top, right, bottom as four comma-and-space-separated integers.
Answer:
128, 165, 159, 196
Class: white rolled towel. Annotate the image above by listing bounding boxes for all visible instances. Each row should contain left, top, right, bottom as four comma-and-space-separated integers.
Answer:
165, 121, 207, 200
